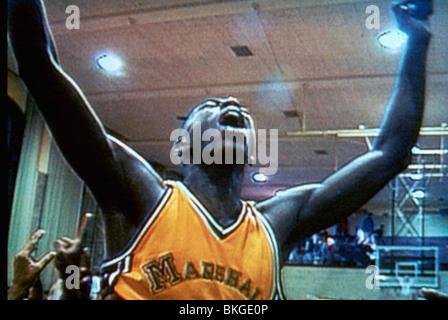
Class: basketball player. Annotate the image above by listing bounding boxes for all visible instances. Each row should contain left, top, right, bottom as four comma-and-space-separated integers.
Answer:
8, 0, 433, 299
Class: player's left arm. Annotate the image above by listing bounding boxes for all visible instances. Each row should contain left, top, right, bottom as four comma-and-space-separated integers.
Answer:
258, 1, 433, 246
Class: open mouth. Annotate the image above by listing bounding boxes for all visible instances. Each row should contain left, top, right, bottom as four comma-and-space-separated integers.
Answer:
219, 108, 246, 128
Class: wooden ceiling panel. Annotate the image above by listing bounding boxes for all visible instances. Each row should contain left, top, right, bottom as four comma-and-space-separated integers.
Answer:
7, 0, 448, 206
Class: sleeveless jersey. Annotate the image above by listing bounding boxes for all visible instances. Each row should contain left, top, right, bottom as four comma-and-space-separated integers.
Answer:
101, 180, 283, 300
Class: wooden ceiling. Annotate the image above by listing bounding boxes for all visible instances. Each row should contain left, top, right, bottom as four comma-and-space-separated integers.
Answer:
7, 0, 448, 209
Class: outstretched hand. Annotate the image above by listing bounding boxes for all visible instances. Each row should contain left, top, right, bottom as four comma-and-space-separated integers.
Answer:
8, 229, 56, 300
54, 213, 93, 275
50, 213, 94, 300
392, 0, 433, 39
417, 288, 448, 300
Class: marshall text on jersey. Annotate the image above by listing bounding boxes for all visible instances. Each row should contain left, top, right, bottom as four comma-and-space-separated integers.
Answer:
101, 180, 284, 300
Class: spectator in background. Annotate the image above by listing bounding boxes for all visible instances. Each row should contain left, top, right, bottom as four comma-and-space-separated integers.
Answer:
325, 234, 336, 264
288, 244, 302, 264
370, 224, 385, 250
26, 278, 44, 300
7, 229, 55, 300
335, 218, 349, 238
47, 213, 94, 300
353, 226, 373, 266
355, 226, 366, 247
361, 211, 375, 236
8, 213, 95, 300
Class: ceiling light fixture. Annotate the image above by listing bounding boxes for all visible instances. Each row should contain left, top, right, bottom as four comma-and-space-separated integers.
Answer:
251, 172, 268, 183
377, 30, 408, 49
95, 53, 123, 73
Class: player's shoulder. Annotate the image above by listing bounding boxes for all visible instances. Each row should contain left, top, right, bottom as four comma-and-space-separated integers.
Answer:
254, 183, 322, 247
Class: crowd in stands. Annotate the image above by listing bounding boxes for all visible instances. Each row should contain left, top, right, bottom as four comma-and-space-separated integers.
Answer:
288, 212, 384, 267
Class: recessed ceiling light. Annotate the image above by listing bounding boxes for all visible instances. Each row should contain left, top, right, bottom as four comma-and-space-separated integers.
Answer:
95, 53, 123, 73
251, 172, 268, 183
377, 30, 407, 49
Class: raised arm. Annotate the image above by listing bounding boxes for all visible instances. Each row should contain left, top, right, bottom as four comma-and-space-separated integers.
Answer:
258, 1, 432, 246
8, 0, 165, 219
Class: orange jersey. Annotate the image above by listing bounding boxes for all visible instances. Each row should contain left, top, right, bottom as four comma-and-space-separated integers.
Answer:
101, 180, 283, 300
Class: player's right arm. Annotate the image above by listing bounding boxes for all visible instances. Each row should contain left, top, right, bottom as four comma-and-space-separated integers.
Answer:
7, 0, 166, 219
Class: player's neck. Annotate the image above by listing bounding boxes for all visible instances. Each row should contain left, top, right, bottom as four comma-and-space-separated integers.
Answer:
182, 164, 244, 227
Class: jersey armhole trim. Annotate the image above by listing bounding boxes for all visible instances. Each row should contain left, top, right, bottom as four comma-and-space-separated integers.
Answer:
252, 205, 286, 300
101, 186, 173, 268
